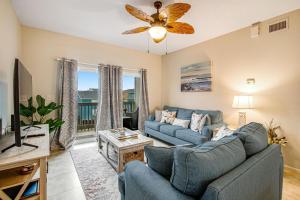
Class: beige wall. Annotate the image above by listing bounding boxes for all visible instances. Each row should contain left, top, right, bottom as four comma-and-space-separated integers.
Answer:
21, 27, 162, 111
162, 9, 300, 168
0, 0, 22, 129
16, 7, 300, 168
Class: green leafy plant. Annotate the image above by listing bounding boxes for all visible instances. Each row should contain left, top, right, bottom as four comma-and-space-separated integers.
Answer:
20, 95, 64, 133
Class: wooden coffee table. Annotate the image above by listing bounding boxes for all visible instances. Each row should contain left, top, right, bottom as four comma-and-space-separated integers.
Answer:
98, 129, 153, 173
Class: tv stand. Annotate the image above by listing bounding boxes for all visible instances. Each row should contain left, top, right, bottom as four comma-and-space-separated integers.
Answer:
0, 124, 49, 200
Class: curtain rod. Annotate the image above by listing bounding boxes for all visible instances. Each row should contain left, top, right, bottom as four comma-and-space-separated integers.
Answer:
55, 58, 143, 71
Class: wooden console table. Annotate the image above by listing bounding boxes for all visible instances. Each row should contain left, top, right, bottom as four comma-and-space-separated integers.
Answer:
0, 125, 49, 200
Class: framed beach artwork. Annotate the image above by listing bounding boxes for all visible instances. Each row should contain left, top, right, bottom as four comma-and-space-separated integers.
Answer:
180, 61, 212, 92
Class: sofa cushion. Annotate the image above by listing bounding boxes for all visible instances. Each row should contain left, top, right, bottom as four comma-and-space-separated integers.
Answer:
170, 136, 246, 197
177, 108, 193, 120
144, 120, 165, 131
234, 122, 268, 157
160, 124, 185, 137
175, 129, 208, 145
145, 146, 175, 178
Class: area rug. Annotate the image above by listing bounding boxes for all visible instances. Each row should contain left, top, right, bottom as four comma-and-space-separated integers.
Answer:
70, 145, 120, 200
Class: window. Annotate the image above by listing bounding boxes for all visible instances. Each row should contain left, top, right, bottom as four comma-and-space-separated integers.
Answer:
123, 72, 140, 114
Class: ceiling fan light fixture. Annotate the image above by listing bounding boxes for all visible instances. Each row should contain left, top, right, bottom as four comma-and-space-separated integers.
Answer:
148, 26, 167, 42
123, 2, 194, 44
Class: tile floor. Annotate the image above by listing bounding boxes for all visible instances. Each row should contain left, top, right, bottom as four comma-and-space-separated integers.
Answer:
47, 145, 87, 200
47, 137, 300, 200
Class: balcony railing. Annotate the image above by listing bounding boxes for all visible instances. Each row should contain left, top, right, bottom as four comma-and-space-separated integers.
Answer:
123, 101, 136, 113
77, 101, 137, 132
77, 102, 98, 131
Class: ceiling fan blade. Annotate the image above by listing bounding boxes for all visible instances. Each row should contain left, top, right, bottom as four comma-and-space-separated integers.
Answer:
125, 4, 154, 23
166, 22, 195, 34
122, 26, 150, 34
159, 3, 191, 23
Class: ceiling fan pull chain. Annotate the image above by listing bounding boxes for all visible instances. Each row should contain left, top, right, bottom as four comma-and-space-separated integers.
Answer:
147, 34, 150, 54
165, 36, 168, 55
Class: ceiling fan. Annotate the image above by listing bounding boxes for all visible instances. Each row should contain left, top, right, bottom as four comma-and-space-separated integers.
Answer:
122, 1, 194, 43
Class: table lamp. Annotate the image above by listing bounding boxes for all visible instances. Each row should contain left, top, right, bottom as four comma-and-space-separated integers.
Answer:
232, 96, 253, 126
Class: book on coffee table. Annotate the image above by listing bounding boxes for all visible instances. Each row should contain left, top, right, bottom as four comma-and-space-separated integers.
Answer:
110, 128, 138, 140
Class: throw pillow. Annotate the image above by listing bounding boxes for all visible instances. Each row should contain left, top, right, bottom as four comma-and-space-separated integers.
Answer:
144, 146, 175, 178
160, 110, 176, 124
155, 110, 162, 122
190, 113, 203, 132
170, 136, 246, 197
172, 118, 190, 128
198, 114, 211, 132
212, 126, 234, 141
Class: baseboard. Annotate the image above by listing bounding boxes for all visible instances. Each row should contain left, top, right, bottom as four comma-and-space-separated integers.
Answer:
285, 164, 300, 173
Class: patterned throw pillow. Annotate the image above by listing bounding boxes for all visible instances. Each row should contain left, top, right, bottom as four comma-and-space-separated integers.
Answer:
155, 110, 162, 122
198, 114, 211, 132
160, 110, 177, 124
173, 118, 190, 128
190, 113, 203, 132
212, 126, 234, 141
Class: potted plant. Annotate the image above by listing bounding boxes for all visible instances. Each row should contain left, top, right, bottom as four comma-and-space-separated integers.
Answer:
20, 95, 64, 133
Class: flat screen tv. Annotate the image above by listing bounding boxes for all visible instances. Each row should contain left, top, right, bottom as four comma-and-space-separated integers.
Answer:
13, 58, 33, 146
1, 58, 41, 153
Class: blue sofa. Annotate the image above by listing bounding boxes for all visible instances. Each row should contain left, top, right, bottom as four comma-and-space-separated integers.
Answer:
119, 123, 284, 200
144, 106, 224, 145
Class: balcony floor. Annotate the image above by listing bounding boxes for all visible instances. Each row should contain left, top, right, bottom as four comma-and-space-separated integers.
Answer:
76, 130, 96, 138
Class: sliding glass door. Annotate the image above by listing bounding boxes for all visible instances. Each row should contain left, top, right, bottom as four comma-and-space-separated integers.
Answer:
77, 68, 99, 137
123, 72, 140, 130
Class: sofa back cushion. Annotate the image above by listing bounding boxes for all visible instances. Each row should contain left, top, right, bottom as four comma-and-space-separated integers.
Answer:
233, 122, 268, 157
163, 105, 179, 112
177, 108, 194, 120
163, 105, 223, 125
144, 146, 175, 178
170, 136, 246, 197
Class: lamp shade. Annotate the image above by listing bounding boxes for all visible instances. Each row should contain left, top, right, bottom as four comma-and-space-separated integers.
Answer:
232, 96, 253, 109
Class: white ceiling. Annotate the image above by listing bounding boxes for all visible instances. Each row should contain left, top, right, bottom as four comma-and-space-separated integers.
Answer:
12, 0, 300, 55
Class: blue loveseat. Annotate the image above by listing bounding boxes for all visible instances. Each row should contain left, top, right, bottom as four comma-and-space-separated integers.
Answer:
119, 123, 284, 200
144, 106, 224, 145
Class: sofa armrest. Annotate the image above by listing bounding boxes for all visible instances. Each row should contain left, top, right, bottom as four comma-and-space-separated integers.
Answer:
201, 145, 283, 200
124, 161, 194, 200
148, 114, 155, 121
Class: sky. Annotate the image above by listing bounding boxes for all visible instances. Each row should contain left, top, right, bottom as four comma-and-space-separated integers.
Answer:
78, 71, 134, 91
